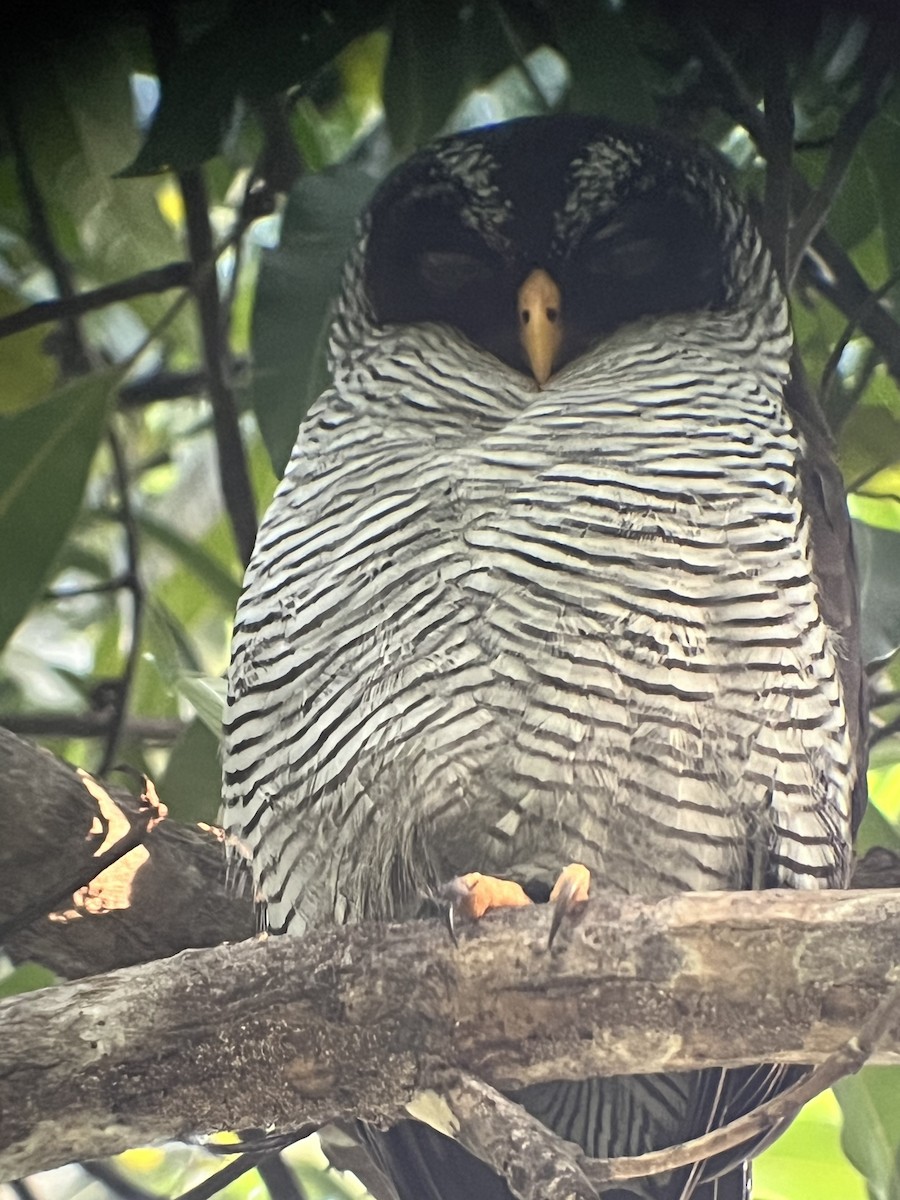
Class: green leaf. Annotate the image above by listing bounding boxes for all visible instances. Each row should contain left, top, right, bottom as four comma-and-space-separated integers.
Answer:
860, 86, 900, 275
835, 1067, 900, 1200
827, 148, 880, 252
0, 961, 58, 998
161, 717, 223, 823
137, 511, 242, 611
251, 164, 378, 477
852, 520, 900, 666
126, 0, 388, 174
0, 368, 120, 652
553, 0, 656, 124
855, 797, 900, 856
0, 290, 59, 415
176, 674, 226, 738
838, 403, 900, 492
383, 0, 473, 154
753, 1089, 867, 1200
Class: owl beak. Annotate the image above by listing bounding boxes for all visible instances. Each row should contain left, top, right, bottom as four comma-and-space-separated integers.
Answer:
518, 268, 563, 386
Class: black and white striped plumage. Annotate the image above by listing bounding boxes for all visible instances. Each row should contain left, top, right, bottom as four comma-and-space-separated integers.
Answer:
223, 116, 867, 1200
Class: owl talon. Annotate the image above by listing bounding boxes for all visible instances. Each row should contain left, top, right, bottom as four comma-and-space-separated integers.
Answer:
548, 862, 591, 946
442, 872, 532, 933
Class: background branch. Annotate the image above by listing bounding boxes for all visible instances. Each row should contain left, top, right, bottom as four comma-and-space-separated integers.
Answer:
179, 168, 258, 568
0, 728, 252, 980
0, 263, 192, 340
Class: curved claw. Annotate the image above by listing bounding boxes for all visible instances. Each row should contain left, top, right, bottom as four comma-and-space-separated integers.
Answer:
548, 862, 591, 947
441, 872, 532, 941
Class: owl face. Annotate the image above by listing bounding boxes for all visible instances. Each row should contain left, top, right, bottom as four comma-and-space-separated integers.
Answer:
359, 115, 762, 384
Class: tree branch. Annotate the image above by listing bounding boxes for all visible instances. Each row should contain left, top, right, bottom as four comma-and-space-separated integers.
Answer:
0, 728, 252, 980
786, 28, 895, 286
0, 886, 898, 1181
0, 263, 192, 341
179, 168, 258, 568
0, 713, 185, 741
689, 14, 900, 390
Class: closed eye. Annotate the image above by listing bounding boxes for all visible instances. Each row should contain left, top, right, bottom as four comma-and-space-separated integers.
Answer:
587, 234, 665, 279
417, 250, 496, 294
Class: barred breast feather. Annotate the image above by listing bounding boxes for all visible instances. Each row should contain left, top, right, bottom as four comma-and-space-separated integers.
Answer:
224, 307, 856, 936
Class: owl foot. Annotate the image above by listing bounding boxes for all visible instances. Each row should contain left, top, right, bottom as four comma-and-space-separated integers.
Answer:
442, 864, 591, 945
549, 862, 591, 946
442, 872, 532, 941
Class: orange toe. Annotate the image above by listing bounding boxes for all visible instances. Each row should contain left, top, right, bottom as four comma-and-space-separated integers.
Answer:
549, 862, 591, 907
549, 863, 591, 946
446, 872, 533, 920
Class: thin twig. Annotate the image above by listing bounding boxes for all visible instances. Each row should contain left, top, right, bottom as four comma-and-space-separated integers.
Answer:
81, 1160, 161, 1200
45, 575, 133, 600
98, 427, 144, 776
179, 167, 258, 568
685, 12, 769, 151
0, 712, 185, 740
0, 81, 91, 376
787, 28, 895, 286
762, 25, 793, 281
491, 0, 552, 113
170, 1153, 280, 1200
0, 262, 192, 340
820, 264, 900, 405
585, 972, 900, 1185
119, 368, 209, 406
811, 232, 900, 390
690, 16, 900, 391
869, 710, 900, 748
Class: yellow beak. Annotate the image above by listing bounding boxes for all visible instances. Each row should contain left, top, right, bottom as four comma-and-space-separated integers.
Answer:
518, 268, 563, 386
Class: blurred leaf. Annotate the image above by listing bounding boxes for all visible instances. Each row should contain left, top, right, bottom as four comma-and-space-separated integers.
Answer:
838, 404, 900, 491
126, 0, 388, 174
138, 511, 242, 610
855, 794, 900, 855
867, 760, 900, 828
10, 32, 192, 346
835, 1067, 900, 1200
251, 163, 378, 476
0, 961, 57, 998
827, 148, 879, 252
0, 291, 59, 414
553, 0, 655, 124
753, 1089, 867, 1200
0, 368, 119, 652
852, 520, 900, 666
177, 673, 226, 737
161, 716, 222, 822
383, 0, 488, 153
860, 86, 900, 274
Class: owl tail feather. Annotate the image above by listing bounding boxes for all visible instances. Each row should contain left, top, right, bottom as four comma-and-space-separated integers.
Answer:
354, 1117, 750, 1200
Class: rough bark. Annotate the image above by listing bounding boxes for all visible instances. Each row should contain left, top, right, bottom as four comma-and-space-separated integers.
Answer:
1, 726, 897, 980
2, 726, 900, 1188
1, 887, 899, 1181
0, 727, 253, 979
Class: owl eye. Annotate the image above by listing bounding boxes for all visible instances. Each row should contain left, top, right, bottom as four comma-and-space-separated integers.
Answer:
417, 250, 495, 294
586, 234, 665, 279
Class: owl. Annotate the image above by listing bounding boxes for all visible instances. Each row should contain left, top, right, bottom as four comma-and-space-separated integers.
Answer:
223, 115, 867, 1199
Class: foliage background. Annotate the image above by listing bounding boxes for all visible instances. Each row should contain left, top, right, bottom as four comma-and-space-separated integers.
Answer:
1, 1, 899, 1198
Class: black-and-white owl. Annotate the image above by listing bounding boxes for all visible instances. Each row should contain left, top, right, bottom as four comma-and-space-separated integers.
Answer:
223, 115, 867, 1200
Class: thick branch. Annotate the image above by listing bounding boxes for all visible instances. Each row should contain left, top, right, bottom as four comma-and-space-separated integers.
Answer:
0, 888, 898, 1181
0, 727, 252, 979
